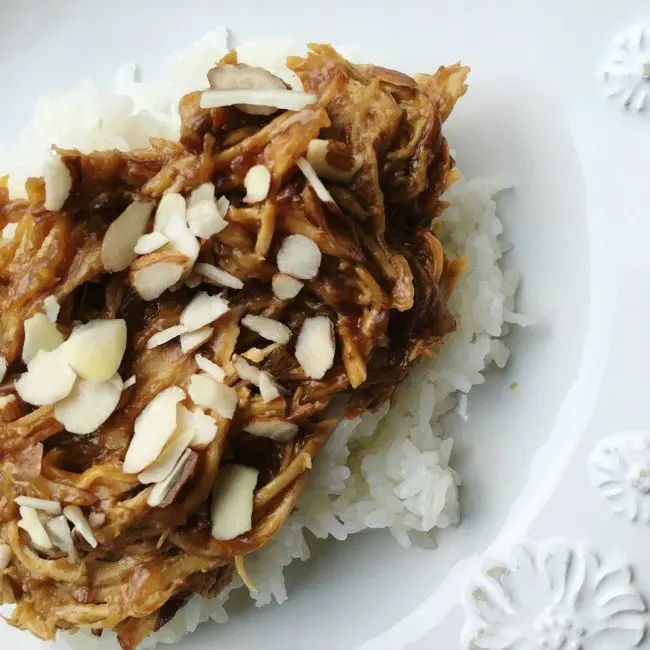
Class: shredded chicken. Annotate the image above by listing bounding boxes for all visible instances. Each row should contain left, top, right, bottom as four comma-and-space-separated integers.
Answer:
0, 45, 468, 648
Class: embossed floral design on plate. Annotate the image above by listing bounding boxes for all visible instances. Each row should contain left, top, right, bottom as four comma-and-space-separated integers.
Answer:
588, 430, 650, 523
461, 541, 647, 649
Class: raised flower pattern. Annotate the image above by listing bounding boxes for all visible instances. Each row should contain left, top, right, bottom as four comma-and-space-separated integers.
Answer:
588, 430, 650, 523
602, 26, 650, 111
461, 541, 646, 649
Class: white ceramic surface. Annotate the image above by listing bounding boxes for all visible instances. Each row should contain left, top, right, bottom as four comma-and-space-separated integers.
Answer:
1, 0, 649, 648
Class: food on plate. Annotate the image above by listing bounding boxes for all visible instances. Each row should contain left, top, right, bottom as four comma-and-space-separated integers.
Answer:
0, 41, 472, 648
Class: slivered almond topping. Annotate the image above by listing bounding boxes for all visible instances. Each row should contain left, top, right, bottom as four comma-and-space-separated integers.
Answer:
153, 193, 186, 234
296, 157, 342, 215
207, 63, 288, 115
146, 325, 189, 349
64, 319, 127, 382
16, 347, 76, 406
189, 408, 218, 448
123, 375, 136, 389
0, 356, 6, 383
87, 512, 106, 528
188, 373, 238, 419
241, 343, 280, 363
201, 88, 317, 113
186, 200, 228, 239
54, 375, 123, 435
18, 506, 52, 549
63, 505, 97, 548
1, 222, 17, 243
232, 355, 261, 386
130, 251, 188, 300
306, 139, 363, 182
123, 386, 185, 474
216, 196, 230, 217
194, 354, 225, 383
0, 543, 12, 572
14, 496, 62, 515
271, 273, 303, 300
258, 372, 280, 403
295, 316, 335, 380
102, 201, 155, 272
180, 291, 229, 330
45, 515, 78, 562
188, 182, 216, 206
241, 314, 291, 344
180, 326, 212, 354
164, 218, 200, 263
195, 263, 244, 289
43, 295, 61, 323
276, 234, 321, 280
43, 155, 72, 212
134, 231, 169, 255
148, 448, 198, 508
210, 464, 259, 541
243, 419, 299, 442
243, 165, 271, 204
22, 312, 65, 364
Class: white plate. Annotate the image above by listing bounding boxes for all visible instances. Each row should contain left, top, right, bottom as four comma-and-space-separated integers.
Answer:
1, 1, 649, 648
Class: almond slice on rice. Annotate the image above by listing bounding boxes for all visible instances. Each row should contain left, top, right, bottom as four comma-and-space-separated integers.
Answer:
180, 291, 229, 330
241, 314, 291, 344
122, 386, 185, 474
54, 375, 123, 435
194, 354, 225, 383
180, 326, 213, 354
18, 506, 52, 549
16, 347, 77, 406
45, 515, 78, 562
271, 273, 303, 300
243, 165, 271, 204
241, 343, 280, 363
195, 263, 244, 289
276, 234, 321, 280
14, 496, 62, 515
146, 325, 190, 350
43, 155, 72, 212
102, 201, 155, 272
258, 372, 280, 403
210, 464, 259, 540
64, 319, 127, 382
295, 316, 336, 380
43, 295, 61, 323
63, 505, 97, 548
243, 419, 299, 442
130, 250, 188, 300
296, 157, 342, 215
189, 408, 218, 449
148, 448, 198, 508
201, 88, 317, 113
137, 410, 195, 484
22, 312, 65, 364
134, 231, 169, 255
153, 192, 187, 234
306, 139, 363, 182
188, 373, 238, 420
0, 543, 11, 571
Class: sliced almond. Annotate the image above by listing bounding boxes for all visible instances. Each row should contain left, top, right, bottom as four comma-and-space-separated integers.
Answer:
201, 88, 317, 113
14, 496, 61, 515
271, 273, 303, 300
243, 165, 271, 204
148, 448, 198, 508
63, 505, 97, 548
188, 182, 216, 206
194, 354, 225, 383
188, 373, 238, 419
210, 464, 259, 540
64, 319, 127, 382
146, 325, 190, 350
180, 291, 229, 331
134, 231, 169, 255
216, 195, 230, 218
306, 139, 363, 182
130, 251, 188, 300
276, 234, 321, 280
43, 155, 72, 212
43, 295, 61, 323
164, 218, 200, 264
1, 222, 17, 242
0, 356, 6, 383
242, 343, 280, 363
0, 543, 12, 571
195, 263, 244, 289
137, 411, 195, 484
102, 201, 155, 272
295, 316, 335, 380
54, 375, 122, 435
296, 157, 342, 215
23, 312, 65, 364
122, 386, 185, 474
180, 326, 212, 354
243, 419, 299, 442
232, 355, 261, 386
18, 506, 52, 549
123, 375, 136, 389
189, 408, 218, 448
45, 515, 78, 562
16, 347, 76, 406
241, 314, 291, 344
207, 63, 287, 116
258, 372, 280, 403
186, 200, 228, 239
153, 193, 186, 234
87, 512, 106, 528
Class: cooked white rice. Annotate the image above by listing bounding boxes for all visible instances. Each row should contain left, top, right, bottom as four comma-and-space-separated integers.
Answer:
0, 28, 531, 649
